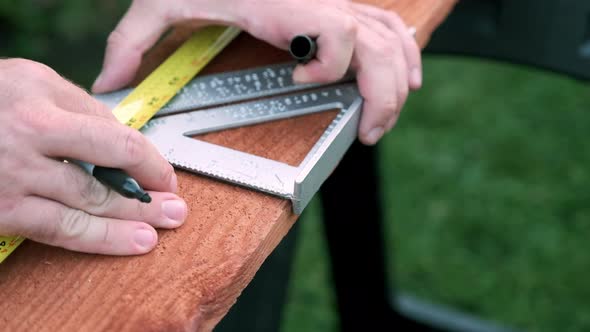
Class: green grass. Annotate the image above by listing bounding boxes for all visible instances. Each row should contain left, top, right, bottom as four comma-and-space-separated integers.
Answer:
283, 57, 590, 332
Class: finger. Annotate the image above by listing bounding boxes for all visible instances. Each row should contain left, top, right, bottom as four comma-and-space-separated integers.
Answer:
354, 15, 409, 132
292, 13, 357, 84
353, 9, 394, 40
351, 3, 422, 89
12, 196, 158, 255
53, 82, 117, 120
92, 1, 170, 93
353, 25, 405, 145
34, 107, 176, 193
28, 159, 187, 228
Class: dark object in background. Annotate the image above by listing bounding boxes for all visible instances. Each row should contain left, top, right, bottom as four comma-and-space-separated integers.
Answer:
289, 35, 317, 64
425, 0, 590, 81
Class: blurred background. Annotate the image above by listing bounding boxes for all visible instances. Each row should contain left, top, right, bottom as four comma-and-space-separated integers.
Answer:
2, 1, 589, 331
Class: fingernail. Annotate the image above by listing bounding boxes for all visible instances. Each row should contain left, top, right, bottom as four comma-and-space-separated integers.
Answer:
411, 68, 422, 88
134, 229, 155, 251
162, 199, 187, 226
366, 127, 385, 145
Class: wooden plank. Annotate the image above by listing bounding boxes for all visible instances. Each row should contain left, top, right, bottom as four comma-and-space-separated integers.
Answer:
0, 1, 457, 331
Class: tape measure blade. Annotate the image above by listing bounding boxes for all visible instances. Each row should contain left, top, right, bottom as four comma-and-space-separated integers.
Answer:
0, 235, 25, 263
113, 25, 242, 129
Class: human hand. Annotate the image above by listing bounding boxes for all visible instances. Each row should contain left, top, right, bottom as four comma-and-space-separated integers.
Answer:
91, 0, 422, 145
0, 59, 187, 255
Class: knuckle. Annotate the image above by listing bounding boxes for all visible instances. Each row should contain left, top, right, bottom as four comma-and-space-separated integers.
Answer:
134, 200, 148, 221
0, 159, 27, 188
78, 175, 112, 209
122, 129, 147, 166
13, 100, 58, 137
13, 58, 57, 81
5, 58, 33, 68
371, 41, 397, 58
106, 29, 127, 49
385, 11, 403, 27
382, 96, 399, 115
58, 209, 91, 241
340, 14, 359, 37
71, 88, 110, 117
0, 198, 21, 225
87, 98, 111, 117
160, 163, 175, 186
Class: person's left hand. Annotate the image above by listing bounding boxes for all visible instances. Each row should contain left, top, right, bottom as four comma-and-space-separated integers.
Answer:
91, 0, 422, 145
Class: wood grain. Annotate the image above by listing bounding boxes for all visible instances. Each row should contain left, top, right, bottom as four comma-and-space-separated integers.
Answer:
0, 1, 457, 331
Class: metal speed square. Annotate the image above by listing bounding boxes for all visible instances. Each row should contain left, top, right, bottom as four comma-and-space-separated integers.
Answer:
95, 62, 362, 214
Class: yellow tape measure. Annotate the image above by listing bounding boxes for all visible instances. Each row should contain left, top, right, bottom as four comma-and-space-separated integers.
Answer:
0, 25, 241, 263
115, 25, 241, 129
0, 236, 25, 261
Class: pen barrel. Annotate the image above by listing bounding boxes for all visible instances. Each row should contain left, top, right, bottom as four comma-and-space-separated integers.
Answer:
289, 35, 317, 64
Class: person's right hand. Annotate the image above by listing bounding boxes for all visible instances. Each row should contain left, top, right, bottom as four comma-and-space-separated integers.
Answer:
0, 59, 187, 255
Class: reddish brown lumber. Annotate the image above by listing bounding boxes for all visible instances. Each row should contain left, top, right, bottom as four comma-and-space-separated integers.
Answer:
0, 1, 457, 331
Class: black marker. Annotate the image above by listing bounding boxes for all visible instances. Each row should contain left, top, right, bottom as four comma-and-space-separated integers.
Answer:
289, 35, 317, 64
72, 161, 152, 203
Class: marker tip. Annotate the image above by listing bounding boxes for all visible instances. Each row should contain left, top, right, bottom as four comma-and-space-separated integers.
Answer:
140, 193, 152, 204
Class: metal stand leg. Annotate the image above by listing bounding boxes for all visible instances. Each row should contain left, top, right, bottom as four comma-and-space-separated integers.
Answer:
319, 142, 523, 332
319, 142, 429, 331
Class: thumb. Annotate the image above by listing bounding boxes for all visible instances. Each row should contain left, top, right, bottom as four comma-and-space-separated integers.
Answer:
92, 1, 169, 94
